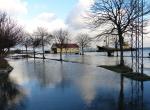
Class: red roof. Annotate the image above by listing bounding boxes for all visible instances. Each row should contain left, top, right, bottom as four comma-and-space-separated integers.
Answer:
52, 43, 79, 48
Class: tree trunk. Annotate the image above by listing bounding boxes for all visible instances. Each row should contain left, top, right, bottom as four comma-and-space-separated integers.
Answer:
118, 29, 124, 66
25, 45, 28, 56
42, 36, 45, 59
33, 47, 35, 59
60, 47, 62, 61
115, 39, 118, 57
81, 46, 84, 55
119, 36, 124, 66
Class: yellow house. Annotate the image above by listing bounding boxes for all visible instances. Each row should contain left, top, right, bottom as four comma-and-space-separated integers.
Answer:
51, 43, 79, 54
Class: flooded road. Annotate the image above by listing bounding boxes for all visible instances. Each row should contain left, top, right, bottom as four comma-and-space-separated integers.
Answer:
2, 58, 150, 110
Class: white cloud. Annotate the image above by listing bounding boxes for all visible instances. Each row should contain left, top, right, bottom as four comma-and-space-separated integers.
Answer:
66, 0, 94, 37
78, 0, 94, 8
21, 12, 67, 33
37, 12, 56, 22
142, 20, 150, 47
0, 0, 66, 33
0, 0, 27, 16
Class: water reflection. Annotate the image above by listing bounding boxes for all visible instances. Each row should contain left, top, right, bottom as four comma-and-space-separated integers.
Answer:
9, 59, 71, 90
128, 81, 144, 110
76, 70, 97, 105
8, 59, 150, 110
0, 74, 26, 110
85, 75, 145, 110
118, 75, 124, 110
118, 75, 144, 110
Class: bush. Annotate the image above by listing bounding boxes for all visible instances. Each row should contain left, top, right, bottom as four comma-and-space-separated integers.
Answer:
0, 59, 10, 69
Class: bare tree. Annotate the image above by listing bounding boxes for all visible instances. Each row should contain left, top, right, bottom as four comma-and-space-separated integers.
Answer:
22, 32, 32, 56
90, 0, 150, 65
76, 33, 91, 55
34, 27, 49, 59
22, 32, 42, 59
29, 36, 41, 59
64, 38, 71, 54
53, 29, 69, 61
0, 12, 23, 58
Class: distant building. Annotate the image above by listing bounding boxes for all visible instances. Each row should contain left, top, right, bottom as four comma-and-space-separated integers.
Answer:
51, 43, 79, 54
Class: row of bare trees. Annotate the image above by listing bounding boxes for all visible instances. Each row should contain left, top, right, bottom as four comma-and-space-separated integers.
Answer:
22, 28, 53, 59
22, 29, 91, 60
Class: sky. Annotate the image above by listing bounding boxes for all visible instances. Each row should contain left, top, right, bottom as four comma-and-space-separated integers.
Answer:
0, 0, 150, 47
0, 0, 93, 33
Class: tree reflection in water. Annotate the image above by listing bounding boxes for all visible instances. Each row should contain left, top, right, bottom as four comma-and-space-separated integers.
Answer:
118, 75, 125, 110
0, 74, 26, 110
86, 75, 145, 110
118, 75, 145, 110
127, 79, 144, 110
32, 60, 70, 88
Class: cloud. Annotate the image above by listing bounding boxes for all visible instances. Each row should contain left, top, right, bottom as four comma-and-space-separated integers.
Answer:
143, 22, 150, 47
0, 0, 93, 35
21, 12, 67, 33
37, 12, 56, 22
0, 0, 68, 33
78, 0, 94, 7
0, 0, 27, 16
66, 0, 94, 34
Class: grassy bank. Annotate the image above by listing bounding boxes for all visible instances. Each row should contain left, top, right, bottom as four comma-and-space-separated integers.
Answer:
99, 65, 150, 81
123, 72, 150, 81
99, 65, 133, 73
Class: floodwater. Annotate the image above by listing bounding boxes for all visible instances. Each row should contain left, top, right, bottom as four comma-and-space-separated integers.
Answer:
43, 51, 150, 75
1, 55, 150, 110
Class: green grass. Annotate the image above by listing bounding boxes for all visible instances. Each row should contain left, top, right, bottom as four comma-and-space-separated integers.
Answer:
99, 65, 133, 73
122, 72, 150, 81
99, 65, 150, 81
